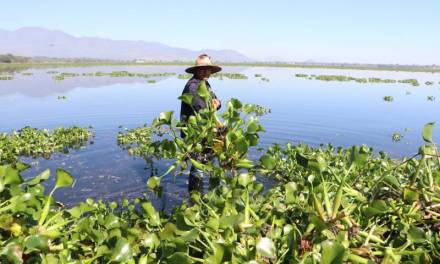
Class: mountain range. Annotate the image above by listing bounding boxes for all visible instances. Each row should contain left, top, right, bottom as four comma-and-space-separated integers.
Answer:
0, 27, 252, 62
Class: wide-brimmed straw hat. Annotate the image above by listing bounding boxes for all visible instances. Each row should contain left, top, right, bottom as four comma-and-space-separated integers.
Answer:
185, 54, 222, 74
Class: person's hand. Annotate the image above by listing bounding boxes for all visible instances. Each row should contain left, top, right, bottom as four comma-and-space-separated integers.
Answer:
212, 99, 221, 109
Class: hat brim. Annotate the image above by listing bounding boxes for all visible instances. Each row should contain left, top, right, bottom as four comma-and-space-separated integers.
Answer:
185, 65, 222, 74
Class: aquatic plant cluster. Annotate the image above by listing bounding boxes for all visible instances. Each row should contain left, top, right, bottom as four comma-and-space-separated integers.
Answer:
0, 75, 14, 81
294, 74, 427, 87
0, 126, 92, 164
0, 81, 439, 263
117, 125, 160, 160
177, 73, 248, 80
52, 71, 176, 81
47, 71, 250, 82
383, 96, 394, 102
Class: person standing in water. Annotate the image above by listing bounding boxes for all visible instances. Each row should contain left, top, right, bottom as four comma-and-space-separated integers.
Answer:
180, 54, 222, 193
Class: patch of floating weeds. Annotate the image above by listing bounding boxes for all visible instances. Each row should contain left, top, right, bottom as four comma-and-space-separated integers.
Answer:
368, 77, 396, 83
147, 79, 156, 83
21, 72, 33, 76
52, 72, 80, 81
294, 74, 422, 86
81, 72, 94, 77
177, 73, 193, 79
1, 81, 440, 262
254, 74, 269, 82
425, 81, 434, 86
295, 73, 309, 78
117, 125, 160, 159
0, 126, 92, 164
254, 73, 263, 77
57, 95, 67, 100
392, 132, 402, 142
51, 71, 176, 81
383, 95, 394, 102
178, 72, 248, 80
46, 70, 58, 74
212, 72, 248, 79
0, 75, 13, 81
398, 78, 420, 86
427, 95, 436, 101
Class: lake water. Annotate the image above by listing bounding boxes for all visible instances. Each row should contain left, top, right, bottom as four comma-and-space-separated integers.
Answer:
1, 65, 439, 208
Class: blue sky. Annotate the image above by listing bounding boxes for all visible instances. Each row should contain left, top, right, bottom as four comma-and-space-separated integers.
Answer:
2, 0, 439, 64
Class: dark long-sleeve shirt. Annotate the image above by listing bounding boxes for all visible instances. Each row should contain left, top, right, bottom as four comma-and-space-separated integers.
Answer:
180, 77, 221, 122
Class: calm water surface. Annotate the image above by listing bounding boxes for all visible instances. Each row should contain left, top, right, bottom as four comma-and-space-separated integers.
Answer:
1, 65, 439, 207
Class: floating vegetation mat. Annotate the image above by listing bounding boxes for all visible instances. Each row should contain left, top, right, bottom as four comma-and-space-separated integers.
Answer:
0, 126, 93, 164
52, 71, 176, 81
295, 74, 425, 86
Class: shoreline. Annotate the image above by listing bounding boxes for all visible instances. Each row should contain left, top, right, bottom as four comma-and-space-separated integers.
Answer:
1, 61, 440, 73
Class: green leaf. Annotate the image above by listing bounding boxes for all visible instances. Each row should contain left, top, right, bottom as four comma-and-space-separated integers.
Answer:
15, 162, 30, 172
178, 93, 193, 105
147, 176, 162, 190
422, 122, 434, 143
320, 240, 345, 264
3, 166, 22, 185
159, 223, 176, 240
308, 155, 326, 173
141, 202, 161, 226
403, 188, 419, 202
0, 243, 23, 264
236, 158, 254, 169
143, 233, 160, 249
237, 173, 255, 187
55, 168, 74, 189
24, 235, 49, 253
229, 98, 243, 109
159, 111, 174, 125
284, 182, 297, 204
256, 237, 276, 258
167, 252, 192, 264
42, 254, 58, 264
382, 248, 401, 264
349, 146, 369, 167
260, 154, 276, 170
407, 227, 426, 243
383, 175, 401, 189
197, 80, 210, 99
27, 169, 51, 186
110, 238, 132, 263
246, 118, 260, 134
190, 158, 207, 171
104, 214, 120, 229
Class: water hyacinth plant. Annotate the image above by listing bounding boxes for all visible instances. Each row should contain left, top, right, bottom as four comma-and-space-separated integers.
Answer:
0, 126, 92, 164
0, 80, 439, 263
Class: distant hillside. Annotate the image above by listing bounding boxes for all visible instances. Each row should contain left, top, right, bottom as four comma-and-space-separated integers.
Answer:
0, 27, 253, 62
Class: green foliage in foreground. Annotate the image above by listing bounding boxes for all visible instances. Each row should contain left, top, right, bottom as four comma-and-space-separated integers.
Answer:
0, 83, 439, 263
0, 126, 92, 164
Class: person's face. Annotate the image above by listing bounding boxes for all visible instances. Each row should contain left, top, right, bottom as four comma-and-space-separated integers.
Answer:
195, 67, 212, 80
